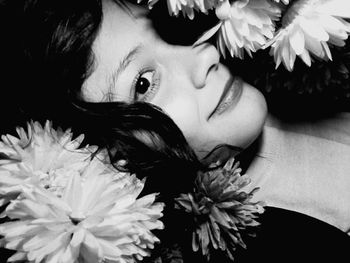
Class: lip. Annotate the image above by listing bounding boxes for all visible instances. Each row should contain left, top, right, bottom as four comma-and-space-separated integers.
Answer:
208, 77, 243, 119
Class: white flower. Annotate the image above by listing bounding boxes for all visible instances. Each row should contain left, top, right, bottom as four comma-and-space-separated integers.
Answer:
0, 121, 96, 205
148, 0, 217, 19
148, 0, 192, 17
268, 0, 350, 71
273, 0, 290, 5
195, 0, 281, 59
0, 159, 164, 263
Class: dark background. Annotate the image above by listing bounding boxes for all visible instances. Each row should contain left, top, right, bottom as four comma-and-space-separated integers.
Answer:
0, 1, 349, 262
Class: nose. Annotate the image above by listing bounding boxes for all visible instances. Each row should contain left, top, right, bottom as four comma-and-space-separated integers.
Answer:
190, 44, 220, 88
188, 43, 220, 89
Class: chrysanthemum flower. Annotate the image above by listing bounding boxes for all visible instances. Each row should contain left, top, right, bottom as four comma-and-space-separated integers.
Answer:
0, 121, 95, 204
147, 0, 216, 19
0, 159, 164, 263
175, 158, 264, 260
273, 0, 290, 5
195, 0, 281, 59
268, 0, 350, 71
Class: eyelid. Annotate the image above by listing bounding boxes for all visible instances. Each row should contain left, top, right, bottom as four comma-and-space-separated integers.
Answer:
106, 44, 142, 102
132, 68, 160, 102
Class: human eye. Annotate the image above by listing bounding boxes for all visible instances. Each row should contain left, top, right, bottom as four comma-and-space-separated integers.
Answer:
132, 69, 160, 102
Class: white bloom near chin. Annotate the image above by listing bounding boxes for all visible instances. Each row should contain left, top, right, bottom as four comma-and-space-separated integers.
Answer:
195, 0, 281, 59
268, 0, 350, 71
0, 160, 164, 263
0, 121, 95, 204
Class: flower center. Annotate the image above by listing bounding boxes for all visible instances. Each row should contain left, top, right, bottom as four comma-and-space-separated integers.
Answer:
69, 212, 86, 225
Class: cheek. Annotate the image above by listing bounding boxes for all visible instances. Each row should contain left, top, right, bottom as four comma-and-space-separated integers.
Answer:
154, 82, 267, 158
159, 100, 229, 159
206, 84, 267, 149
159, 96, 201, 141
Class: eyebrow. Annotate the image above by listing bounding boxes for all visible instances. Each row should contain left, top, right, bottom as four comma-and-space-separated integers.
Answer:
107, 44, 143, 99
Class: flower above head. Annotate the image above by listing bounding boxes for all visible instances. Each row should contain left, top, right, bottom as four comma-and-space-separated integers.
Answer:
0, 121, 96, 204
195, 0, 281, 59
273, 0, 290, 5
147, 0, 217, 19
147, 0, 191, 17
267, 0, 350, 71
0, 158, 164, 263
175, 157, 264, 261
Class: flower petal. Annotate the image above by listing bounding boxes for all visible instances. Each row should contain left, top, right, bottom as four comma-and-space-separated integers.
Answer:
194, 22, 222, 47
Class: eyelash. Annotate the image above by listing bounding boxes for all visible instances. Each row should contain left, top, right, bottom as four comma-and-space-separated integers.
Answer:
132, 68, 160, 102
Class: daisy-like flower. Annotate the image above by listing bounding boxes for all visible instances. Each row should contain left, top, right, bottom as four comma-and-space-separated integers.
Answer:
273, 0, 290, 5
0, 159, 164, 263
195, 0, 281, 59
175, 158, 264, 261
0, 121, 95, 205
268, 0, 350, 71
147, 0, 217, 19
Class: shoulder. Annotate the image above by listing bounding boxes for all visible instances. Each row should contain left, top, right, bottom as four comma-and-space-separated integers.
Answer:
246, 112, 350, 233
233, 207, 350, 263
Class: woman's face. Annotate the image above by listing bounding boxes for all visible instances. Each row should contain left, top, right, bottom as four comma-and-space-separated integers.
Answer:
82, 0, 267, 158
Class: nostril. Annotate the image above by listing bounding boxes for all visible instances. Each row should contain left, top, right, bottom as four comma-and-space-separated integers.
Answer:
192, 43, 220, 88
214, 63, 219, 71
207, 63, 219, 77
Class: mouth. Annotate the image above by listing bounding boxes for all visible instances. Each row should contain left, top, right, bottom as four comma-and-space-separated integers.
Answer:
208, 77, 243, 119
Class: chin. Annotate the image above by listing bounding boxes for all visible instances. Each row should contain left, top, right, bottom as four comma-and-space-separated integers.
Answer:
234, 82, 268, 149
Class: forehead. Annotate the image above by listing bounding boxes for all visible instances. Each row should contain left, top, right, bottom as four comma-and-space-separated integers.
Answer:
82, 1, 150, 101
101, 1, 149, 37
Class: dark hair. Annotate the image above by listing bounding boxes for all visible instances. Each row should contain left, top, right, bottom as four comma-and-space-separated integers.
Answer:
1, 1, 254, 261
22, 0, 102, 123
0, 2, 203, 256
3, 0, 202, 199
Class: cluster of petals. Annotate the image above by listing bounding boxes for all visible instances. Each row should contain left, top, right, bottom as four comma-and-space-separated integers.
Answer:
0, 122, 164, 263
195, 0, 281, 59
176, 158, 264, 260
0, 121, 94, 204
273, 0, 290, 5
267, 0, 350, 71
147, 0, 217, 19
146, 0, 350, 72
